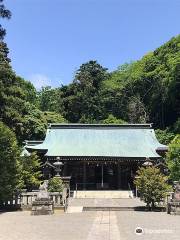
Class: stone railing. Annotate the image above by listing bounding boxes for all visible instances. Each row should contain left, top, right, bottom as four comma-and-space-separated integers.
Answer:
0, 194, 21, 210
0, 188, 68, 211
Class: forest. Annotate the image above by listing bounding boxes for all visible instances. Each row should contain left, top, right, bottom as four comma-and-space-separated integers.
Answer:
0, 0, 179, 199
1, 33, 180, 144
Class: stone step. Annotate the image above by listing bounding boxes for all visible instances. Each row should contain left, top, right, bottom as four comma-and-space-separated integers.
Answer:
66, 206, 83, 213
74, 190, 133, 199
66, 197, 147, 213
83, 206, 136, 211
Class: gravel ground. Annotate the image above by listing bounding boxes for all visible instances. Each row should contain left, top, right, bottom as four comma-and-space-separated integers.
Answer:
0, 210, 179, 240
116, 211, 180, 240
0, 211, 94, 240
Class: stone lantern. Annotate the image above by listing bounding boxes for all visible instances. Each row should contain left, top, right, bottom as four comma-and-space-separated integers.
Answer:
53, 157, 64, 177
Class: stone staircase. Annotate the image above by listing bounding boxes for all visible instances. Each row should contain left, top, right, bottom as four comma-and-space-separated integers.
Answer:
73, 190, 133, 199
66, 197, 146, 213
65, 191, 147, 213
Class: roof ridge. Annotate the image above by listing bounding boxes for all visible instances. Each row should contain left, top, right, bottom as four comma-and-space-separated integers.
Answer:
48, 123, 153, 129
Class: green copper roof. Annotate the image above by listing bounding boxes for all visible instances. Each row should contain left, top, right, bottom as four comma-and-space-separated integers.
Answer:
26, 124, 167, 158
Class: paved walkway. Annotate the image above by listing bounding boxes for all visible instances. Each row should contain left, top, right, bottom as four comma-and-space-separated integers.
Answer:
0, 210, 179, 240
87, 211, 120, 240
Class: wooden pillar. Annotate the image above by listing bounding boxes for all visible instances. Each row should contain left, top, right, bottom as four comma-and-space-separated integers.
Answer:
117, 163, 122, 189
63, 162, 67, 176
83, 162, 87, 190
101, 164, 104, 188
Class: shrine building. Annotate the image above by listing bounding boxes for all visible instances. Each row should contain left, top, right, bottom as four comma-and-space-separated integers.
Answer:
24, 123, 167, 191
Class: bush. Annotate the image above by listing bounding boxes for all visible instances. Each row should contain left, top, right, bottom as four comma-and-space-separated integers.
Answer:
166, 135, 180, 181
48, 177, 64, 192
19, 152, 42, 191
134, 166, 171, 210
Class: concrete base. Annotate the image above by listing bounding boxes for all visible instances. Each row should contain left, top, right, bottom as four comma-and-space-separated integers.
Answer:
31, 199, 54, 215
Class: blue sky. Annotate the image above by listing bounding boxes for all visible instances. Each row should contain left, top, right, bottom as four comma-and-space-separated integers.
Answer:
3, 0, 180, 89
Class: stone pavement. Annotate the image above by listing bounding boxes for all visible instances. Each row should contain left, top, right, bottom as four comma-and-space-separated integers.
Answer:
87, 211, 120, 240
0, 210, 179, 240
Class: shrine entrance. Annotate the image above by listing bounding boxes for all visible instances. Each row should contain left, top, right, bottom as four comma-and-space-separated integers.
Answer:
63, 160, 138, 191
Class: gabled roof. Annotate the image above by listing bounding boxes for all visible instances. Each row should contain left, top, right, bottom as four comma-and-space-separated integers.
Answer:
25, 123, 167, 159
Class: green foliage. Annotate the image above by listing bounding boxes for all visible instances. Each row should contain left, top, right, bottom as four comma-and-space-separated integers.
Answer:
21, 103, 48, 140
19, 152, 42, 191
48, 177, 64, 192
38, 86, 64, 114
0, 42, 25, 135
166, 135, 180, 181
101, 35, 180, 128
20, 104, 67, 141
128, 95, 149, 123
155, 129, 175, 145
74, 60, 108, 89
59, 61, 109, 122
16, 76, 38, 106
30, 36, 180, 128
0, 42, 67, 142
134, 166, 171, 209
43, 111, 67, 124
0, 0, 11, 40
173, 118, 180, 134
0, 121, 20, 202
102, 114, 126, 124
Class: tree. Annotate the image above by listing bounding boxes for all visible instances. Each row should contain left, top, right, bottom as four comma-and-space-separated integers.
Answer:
155, 129, 175, 145
48, 177, 64, 192
16, 76, 38, 106
38, 86, 63, 113
21, 103, 67, 141
166, 135, 180, 181
0, 41, 28, 141
128, 95, 149, 123
0, 122, 20, 202
21, 103, 48, 140
19, 152, 42, 191
173, 118, 180, 134
134, 166, 170, 210
43, 111, 67, 124
102, 114, 126, 124
0, 0, 11, 40
60, 61, 109, 123
74, 60, 108, 89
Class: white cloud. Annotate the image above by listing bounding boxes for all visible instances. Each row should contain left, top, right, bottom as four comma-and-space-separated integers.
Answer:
28, 74, 52, 90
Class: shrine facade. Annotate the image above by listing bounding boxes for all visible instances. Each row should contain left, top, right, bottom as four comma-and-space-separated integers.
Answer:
24, 124, 167, 191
